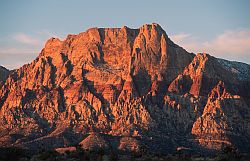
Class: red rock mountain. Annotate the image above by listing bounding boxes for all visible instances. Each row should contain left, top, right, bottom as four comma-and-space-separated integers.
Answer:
0, 23, 250, 153
0, 66, 9, 86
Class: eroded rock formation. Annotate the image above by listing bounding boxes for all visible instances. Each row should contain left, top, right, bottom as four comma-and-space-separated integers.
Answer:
0, 66, 9, 86
0, 23, 249, 154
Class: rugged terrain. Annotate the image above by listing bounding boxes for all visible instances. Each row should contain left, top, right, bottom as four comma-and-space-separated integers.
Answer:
0, 23, 250, 155
0, 66, 9, 86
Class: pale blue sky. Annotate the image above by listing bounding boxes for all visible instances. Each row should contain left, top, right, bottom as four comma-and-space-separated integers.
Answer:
1, 0, 250, 69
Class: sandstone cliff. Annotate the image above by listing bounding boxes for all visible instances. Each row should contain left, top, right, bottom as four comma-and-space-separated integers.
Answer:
0, 23, 249, 154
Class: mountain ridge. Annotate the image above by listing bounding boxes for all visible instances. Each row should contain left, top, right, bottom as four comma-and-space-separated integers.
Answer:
0, 23, 250, 154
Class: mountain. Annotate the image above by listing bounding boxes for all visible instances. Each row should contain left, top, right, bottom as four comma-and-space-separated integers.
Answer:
0, 66, 9, 85
0, 23, 250, 154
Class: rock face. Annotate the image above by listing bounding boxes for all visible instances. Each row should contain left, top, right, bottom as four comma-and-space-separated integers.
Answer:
0, 23, 250, 154
0, 66, 9, 85
168, 54, 250, 152
79, 133, 110, 152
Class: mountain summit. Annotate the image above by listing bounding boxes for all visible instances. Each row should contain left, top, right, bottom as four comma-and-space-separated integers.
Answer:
0, 23, 250, 154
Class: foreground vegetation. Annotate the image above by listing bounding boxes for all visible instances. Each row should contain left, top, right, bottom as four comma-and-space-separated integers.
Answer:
0, 146, 249, 161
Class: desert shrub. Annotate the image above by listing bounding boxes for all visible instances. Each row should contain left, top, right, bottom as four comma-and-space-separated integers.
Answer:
109, 152, 118, 161
0, 147, 27, 161
38, 151, 59, 160
215, 145, 240, 161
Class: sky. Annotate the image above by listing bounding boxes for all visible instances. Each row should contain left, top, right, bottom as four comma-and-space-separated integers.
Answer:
0, 0, 250, 69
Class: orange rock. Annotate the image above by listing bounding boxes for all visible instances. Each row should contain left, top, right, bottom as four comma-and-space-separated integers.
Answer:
0, 23, 249, 153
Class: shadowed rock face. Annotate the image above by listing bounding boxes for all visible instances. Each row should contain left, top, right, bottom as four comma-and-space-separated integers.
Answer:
0, 23, 250, 154
0, 66, 9, 85
79, 132, 110, 151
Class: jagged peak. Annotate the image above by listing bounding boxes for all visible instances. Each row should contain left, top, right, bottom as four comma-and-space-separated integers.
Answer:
0, 66, 9, 72
191, 53, 250, 81
41, 37, 62, 55
139, 23, 163, 31
40, 23, 171, 58
45, 37, 62, 47
138, 23, 166, 39
0, 66, 10, 83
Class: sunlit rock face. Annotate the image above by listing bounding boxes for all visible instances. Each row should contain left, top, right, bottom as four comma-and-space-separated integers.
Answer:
0, 23, 250, 153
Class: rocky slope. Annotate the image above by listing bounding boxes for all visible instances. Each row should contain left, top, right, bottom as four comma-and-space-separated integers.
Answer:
0, 23, 249, 154
0, 66, 9, 85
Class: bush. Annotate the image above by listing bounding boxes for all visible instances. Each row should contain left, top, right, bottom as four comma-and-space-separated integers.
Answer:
215, 145, 240, 161
0, 147, 27, 161
38, 151, 59, 160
